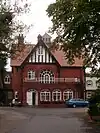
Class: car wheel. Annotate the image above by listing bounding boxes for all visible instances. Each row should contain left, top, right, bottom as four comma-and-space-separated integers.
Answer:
73, 104, 76, 108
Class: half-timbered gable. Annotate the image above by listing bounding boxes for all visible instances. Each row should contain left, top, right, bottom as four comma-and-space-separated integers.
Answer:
28, 45, 56, 63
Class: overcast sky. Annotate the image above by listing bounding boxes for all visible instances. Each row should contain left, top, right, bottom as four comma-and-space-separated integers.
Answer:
6, 0, 91, 72
6, 0, 56, 71
23, 0, 56, 44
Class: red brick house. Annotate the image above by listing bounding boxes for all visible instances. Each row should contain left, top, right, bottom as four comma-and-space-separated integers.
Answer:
11, 33, 85, 107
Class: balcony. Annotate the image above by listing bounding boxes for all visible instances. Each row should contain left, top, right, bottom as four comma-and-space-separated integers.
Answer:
23, 77, 80, 83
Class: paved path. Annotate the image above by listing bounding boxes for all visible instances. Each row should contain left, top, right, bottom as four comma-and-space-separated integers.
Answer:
0, 107, 100, 133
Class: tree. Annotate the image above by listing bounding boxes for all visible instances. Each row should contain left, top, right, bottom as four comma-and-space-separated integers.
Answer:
0, 0, 31, 88
46, 0, 100, 74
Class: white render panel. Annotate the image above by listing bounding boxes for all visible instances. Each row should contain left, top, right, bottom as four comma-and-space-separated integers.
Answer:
36, 47, 38, 62
32, 52, 35, 62
86, 77, 98, 90
46, 52, 49, 63
43, 47, 45, 63
50, 56, 52, 63
29, 57, 31, 62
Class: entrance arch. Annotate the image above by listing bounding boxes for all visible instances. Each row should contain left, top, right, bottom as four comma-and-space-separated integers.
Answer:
26, 89, 38, 106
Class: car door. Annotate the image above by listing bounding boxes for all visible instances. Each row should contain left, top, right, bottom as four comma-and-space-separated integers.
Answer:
79, 99, 85, 107
74, 99, 80, 106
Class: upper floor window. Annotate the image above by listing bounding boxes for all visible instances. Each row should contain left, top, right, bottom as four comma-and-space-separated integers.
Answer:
40, 70, 54, 84
86, 80, 93, 86
4, 75, 10, 84
27, 71, 35, 80
38, 46, 43, 55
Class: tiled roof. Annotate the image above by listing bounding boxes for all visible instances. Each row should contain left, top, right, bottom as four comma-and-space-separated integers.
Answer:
11, 44, 35, 66
11, 44, 83, 67
51, 49, 83, 67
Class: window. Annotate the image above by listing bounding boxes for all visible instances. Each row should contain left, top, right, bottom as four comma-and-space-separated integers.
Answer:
63, 90, 73, 101
86, 80, 93, 86
40, 70, 54, 84
86, 92, 92, 99
52, 90, 61, 101
28, 71, 35, 80
38, 46, 43, 55
4, 75, 10, 84
40, 90, 50, 101
37, 46, 43, 62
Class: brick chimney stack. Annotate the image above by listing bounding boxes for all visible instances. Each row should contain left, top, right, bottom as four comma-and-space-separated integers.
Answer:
18, 34, 24, 44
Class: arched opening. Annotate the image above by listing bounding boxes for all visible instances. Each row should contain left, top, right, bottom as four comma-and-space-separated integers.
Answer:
40, 70, 54, 84
26, 89, 38, 106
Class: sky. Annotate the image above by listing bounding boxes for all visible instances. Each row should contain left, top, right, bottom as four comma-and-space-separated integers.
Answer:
22, 0, 56, 44
6, 0, 90, 73
6, 0, 56, 71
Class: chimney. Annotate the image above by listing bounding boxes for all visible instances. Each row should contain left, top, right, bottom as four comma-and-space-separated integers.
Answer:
37, 34, 42, 42
18, 34, 24, 44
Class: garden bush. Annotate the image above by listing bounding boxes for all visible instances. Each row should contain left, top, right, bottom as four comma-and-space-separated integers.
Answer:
88, 89, 100, 116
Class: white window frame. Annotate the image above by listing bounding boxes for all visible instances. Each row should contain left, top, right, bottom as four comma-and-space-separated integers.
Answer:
63, 90, 73, 101
28, 71, 35, 80
38, 46, 43, 55
40, 91, 51, 101
4, 75, 10, 84
40, 70, 54, 84
52, 90, 61, 101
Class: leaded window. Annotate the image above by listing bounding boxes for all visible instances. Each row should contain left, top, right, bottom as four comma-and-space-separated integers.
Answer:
40, 70, 54, 83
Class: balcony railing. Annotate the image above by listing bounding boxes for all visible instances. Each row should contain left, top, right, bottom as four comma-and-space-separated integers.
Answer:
23, 77, 80, 83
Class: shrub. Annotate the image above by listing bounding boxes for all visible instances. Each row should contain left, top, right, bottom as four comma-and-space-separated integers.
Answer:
88, 89, 100, 116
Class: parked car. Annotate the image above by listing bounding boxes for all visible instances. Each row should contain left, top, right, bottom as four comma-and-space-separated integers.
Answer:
9, 98, 22, 107
65, 98, 89, 108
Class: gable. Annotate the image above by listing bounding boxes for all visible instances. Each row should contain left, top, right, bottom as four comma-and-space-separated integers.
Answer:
11, 44, 34, 66
28, 45, 56, 63
11, 34, 83, 67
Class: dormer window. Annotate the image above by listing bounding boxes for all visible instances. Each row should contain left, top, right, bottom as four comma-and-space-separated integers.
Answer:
4, 75, 10, 84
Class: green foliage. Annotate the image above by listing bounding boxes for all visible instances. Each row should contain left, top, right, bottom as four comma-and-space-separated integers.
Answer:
0, 0, 31, 88
88, 104, 100, 116
89, 89, 100, 104
88, 89, 100, 116
47, 0, 100, 70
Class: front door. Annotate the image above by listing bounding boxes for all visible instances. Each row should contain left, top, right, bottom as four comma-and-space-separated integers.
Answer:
32, 92, 36, 105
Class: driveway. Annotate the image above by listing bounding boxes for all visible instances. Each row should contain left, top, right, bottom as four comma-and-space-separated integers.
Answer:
0, 107, 100, 133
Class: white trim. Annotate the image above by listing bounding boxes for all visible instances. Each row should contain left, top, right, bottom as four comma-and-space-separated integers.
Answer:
46, 52, 49, 63
26, 90, 38, 106
52, 90, 61, 101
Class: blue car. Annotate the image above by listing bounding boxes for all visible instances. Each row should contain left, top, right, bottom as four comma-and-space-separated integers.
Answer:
65, 98, 89, 108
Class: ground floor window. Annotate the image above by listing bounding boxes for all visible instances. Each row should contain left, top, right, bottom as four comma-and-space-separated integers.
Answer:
63, 90, 73, 101
52, 90, 61, 101
40, 90, 50, 101
86, 91, 92, 99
